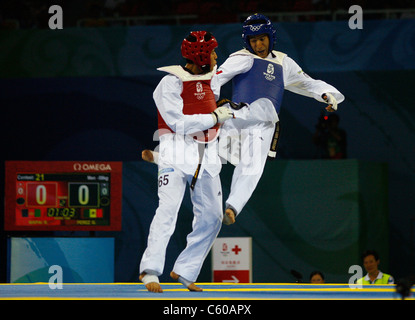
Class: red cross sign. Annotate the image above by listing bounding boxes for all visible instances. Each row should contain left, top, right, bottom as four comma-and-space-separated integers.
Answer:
232, 245, 242, 255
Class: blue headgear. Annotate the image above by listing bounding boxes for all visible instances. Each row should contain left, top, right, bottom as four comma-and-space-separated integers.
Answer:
242, 14, 277, 54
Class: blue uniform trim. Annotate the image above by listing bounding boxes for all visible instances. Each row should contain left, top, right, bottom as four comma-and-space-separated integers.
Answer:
232, 58, 284, 114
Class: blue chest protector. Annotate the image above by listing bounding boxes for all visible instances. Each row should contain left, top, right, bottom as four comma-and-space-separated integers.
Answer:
232, 57, 284, 114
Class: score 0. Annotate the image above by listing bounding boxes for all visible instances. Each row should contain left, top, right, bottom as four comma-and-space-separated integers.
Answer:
68, 183, 99, 207
27, 183, 58, 206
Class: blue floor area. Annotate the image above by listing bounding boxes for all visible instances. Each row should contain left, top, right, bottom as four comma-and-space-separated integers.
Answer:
0, 283, 412, 300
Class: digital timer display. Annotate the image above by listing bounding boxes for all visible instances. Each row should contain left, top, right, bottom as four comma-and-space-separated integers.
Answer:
5, 161, 122, 231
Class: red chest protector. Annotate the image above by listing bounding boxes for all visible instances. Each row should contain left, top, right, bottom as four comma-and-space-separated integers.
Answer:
157, 66, 220, 143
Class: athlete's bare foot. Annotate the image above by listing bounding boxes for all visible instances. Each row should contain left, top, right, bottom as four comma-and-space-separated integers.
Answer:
141, 150, 154, 163
223, 208, 236, 225
170, 271, 203, 292
139, 272, 163, 293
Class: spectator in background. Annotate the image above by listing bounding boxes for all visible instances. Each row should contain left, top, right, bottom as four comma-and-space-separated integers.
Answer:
310, 270, 325, 283
400, 0, 415, 19
356, 250, 394, 285
83, 1, 107, 27
313, 112, 347, 159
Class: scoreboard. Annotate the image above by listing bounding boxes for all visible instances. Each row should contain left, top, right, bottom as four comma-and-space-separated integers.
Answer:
5, 161, 122, 231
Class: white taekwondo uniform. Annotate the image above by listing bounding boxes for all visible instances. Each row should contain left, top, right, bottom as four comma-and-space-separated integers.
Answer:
216, 49, 345, 216
139, 65, 224, 283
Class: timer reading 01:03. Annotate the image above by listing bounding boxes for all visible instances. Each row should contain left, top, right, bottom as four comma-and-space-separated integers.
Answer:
15, 174, 110, 227
5, 161, 123, 231
46, 207, 77, 218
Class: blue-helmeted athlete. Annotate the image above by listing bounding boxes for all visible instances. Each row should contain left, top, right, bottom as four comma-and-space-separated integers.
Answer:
215, 13, 345, 225
142, 14, 345, 226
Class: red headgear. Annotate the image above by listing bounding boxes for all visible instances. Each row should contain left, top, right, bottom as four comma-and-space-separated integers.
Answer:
181, 31, 218, 70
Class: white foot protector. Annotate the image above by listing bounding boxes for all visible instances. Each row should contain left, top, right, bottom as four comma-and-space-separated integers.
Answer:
141, 274, 160, 285
177, 275, 193, 288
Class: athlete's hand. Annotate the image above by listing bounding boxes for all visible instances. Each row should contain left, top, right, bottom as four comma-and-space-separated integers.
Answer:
322, 93, 338, 112
212, 106, 234, 124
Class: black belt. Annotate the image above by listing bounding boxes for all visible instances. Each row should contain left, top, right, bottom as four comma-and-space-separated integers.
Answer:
190, 143, 207, 190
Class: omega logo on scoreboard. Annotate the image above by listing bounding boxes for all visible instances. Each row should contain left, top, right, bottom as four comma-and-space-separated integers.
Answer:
5, 161, 122, 231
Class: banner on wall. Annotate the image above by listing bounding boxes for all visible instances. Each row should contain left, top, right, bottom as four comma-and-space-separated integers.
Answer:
1, 19, 415, 78
212, 237, 252, 283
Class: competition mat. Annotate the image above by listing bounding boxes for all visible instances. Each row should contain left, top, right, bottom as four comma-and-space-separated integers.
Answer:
0, 282, 413, 300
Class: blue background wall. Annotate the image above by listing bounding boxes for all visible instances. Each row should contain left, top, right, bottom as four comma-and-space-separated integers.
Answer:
1, 19, 415, 282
